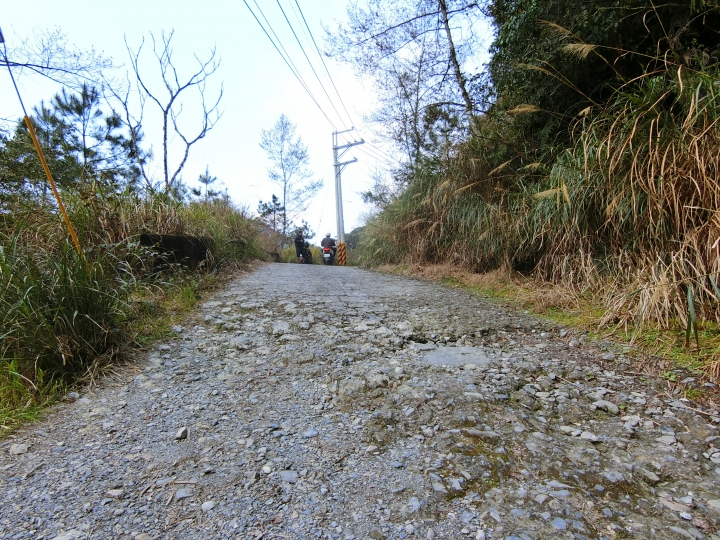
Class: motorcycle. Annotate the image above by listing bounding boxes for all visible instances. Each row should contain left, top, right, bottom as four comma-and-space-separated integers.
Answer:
299, 241, 313, 264
322, 246, 335, 265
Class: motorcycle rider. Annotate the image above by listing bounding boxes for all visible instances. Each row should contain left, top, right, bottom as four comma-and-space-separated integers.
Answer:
293, 229, 305, 263
321, 233, 337, 260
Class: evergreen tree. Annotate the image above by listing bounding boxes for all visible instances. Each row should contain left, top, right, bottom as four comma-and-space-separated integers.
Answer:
257, 194, 286, 250
50, 84, 139, 189
0, 84, 141, 201
191, 166, 220, 202
258, 194, 284, 234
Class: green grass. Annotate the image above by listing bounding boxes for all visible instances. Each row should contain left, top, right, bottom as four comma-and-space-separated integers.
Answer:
470, 275, 717, 376
0, 230, 129, 431
0, 235, 129, 378
0, 360, 63, 433
357, 61, 720, 383
279, 245, 323, 264
128, 275, 216, 347
0, 248, 234, 433
0, 193, 264, 435
618, 322, 720, 373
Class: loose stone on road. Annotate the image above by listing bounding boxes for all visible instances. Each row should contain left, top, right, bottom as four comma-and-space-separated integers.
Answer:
1, 263, 720, 539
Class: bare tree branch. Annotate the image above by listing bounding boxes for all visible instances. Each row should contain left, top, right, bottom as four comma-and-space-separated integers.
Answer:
260, 115, 322, 237
103, 73, 154, 191
0, 28, 114, 90
439, 0, 474, 120
355, 4, 478, 47
326, 0, 482, 159
124, 30, 223, 193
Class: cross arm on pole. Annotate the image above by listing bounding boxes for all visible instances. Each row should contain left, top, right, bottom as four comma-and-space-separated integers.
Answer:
332, 130, 365, 252
335, 139, 365, 150
338, 157, 357, 175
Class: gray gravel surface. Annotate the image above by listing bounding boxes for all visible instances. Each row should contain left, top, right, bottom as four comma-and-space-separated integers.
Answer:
2, 263, 720, 540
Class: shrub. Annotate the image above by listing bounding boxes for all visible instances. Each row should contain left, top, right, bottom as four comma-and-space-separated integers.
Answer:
279, 244, 321, 264
359, 62, 720, 336
0, 187, 264, 430
0, 231, 130, 382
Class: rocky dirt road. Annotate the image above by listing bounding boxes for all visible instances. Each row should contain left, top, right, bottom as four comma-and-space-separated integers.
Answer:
2, 263, 720, 540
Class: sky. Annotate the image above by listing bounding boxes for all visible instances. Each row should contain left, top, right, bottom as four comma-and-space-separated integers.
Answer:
0, 0, 405, 239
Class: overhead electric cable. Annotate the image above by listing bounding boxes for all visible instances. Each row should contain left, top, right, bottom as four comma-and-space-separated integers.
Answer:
243, 0, 341, 131
291, 0, 402, 166
244, 2, 312, 94
287, 0, 316, 64
348, 142, 394, 166
246, 0, 402, 170
292, 0, 355, 128
334, 124, 400, 165
0, 27, 86, 265
359, 140, 402, 164
332, 126, 401, 167
340, 134, 400, 166
275, 0, 350, 131
247, 1, 309, 93
354, 145, 398, 168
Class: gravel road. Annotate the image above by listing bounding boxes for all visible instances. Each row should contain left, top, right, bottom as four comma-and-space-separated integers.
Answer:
2, 263, 720, 540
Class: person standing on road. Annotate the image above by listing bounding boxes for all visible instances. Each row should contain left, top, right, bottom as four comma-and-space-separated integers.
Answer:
294, 230, 305, 263
321, 233, 337, 258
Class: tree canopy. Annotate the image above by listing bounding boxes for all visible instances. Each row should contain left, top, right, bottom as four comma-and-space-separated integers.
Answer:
259, 114, 322, 239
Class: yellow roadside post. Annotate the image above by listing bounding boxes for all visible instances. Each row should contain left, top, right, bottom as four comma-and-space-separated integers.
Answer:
336, 242, 347, 266
1, 26, 86, 265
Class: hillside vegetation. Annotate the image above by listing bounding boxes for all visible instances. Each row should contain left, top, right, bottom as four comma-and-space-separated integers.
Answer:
333, 0, 720, 372
0, 83, 263, 430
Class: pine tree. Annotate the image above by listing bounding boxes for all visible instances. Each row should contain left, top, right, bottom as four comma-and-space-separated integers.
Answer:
192, 166, 220, 202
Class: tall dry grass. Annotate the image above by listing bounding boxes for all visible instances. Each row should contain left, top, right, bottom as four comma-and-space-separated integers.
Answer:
535, 67, 720, 332
359, 61, 720, 358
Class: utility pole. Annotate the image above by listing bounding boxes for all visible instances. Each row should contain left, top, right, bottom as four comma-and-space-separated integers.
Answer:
332, 128, 364, 265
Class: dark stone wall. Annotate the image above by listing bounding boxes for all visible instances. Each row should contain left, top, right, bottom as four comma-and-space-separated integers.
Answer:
139, 234, 213, 269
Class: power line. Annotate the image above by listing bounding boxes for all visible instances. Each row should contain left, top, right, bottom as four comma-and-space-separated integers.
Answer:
245, 0, 404, 171
362, 140, 402, 165
243, 0, 341, 132
340, 134, 401, 167
247, 1, 310, 97
287, 1, 320, 77
354, 144, 397, 168
292, 0, 355, 128
291, 0, 402, 166
328, 121, 400, 167
334, 123, 400, 165
275, 0, 350, 132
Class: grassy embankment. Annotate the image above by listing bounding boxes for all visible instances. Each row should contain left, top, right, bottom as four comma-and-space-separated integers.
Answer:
379, 264, 719, 385
359, 52, 720, 385
0, 194, 264, 432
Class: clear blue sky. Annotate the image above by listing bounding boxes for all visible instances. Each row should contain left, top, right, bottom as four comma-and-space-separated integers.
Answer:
1, 1, 399, 238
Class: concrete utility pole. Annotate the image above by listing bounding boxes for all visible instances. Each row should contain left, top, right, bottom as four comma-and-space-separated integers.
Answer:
332, 128, 364, 265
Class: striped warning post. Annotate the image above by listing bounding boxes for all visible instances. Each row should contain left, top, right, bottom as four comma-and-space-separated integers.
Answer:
337, 242, 347, 266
